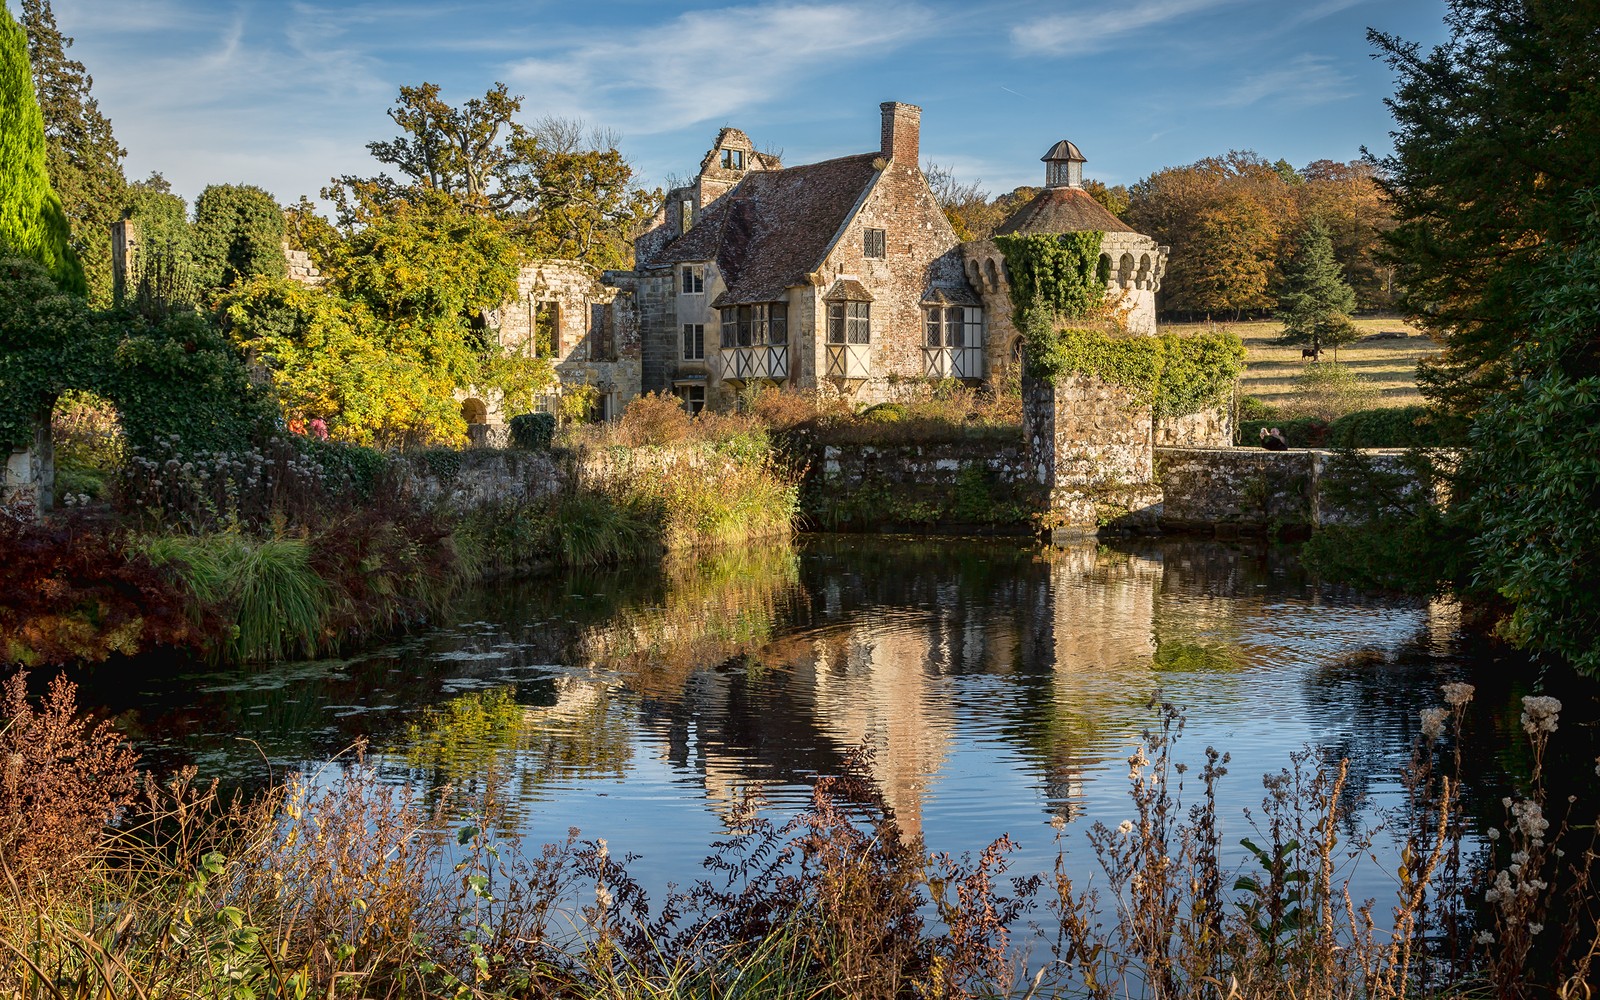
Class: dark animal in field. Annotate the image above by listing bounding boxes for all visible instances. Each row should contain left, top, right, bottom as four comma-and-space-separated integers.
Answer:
1301, 347, 1323, 361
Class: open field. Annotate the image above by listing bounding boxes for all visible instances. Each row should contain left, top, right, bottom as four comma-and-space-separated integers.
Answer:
1163, 316, 1439, 407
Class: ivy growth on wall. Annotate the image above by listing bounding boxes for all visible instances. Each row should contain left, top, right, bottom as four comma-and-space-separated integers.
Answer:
995, 232, 1105, 332
995, 230, 1243, 418
1027, 325, 1244, 419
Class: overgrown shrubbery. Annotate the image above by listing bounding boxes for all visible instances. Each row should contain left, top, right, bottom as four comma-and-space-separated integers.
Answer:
0, 509, 206, 667
5, 679, 1599, 998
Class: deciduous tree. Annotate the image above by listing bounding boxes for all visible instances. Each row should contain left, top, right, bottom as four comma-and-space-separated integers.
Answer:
1125, 152, 1289, 318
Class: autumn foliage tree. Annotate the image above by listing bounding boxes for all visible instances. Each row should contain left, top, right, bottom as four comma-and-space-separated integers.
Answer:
325, 82, 659, 271
1124, 152, 1289, 319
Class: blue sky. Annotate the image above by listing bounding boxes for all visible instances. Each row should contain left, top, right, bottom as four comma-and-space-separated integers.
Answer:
46, 0, 1450, 208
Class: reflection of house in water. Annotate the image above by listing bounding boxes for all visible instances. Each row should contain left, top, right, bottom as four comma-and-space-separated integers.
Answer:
611, 542, 1174, 833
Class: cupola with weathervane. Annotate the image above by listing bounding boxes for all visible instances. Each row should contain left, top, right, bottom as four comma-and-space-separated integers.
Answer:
1042, 139, 1086, 189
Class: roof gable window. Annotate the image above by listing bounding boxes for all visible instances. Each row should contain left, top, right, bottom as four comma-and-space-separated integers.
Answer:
720, 148, 744, 170
863, 228, 886, 259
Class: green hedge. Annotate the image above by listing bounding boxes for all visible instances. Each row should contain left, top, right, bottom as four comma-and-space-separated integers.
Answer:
1238, 405, 1463, 449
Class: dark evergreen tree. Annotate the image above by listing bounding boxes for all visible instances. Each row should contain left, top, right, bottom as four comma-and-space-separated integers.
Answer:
19, 0, 126, 306
192, 183, 287, 292
1373, 0, 1600, 673
1275, 217, 1358, 359
1464, 192, 1600, 675
1370, 0, 1600, 417
0, 5, 84, 295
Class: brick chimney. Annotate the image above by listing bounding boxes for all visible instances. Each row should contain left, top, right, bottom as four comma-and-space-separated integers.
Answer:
880, 101, 921, 162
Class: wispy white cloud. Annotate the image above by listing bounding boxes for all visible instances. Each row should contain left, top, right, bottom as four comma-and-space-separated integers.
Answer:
504, 2, 939, 135
1210, 54, 1356, 109
1008, 0, 1245, 57
51, 1, 400, 202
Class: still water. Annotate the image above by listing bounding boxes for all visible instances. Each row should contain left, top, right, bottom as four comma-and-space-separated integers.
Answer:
81, 535, 1599, 911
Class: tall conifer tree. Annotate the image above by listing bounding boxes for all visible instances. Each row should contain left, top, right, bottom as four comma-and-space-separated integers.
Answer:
0, 4, 85, 295
1275, 218, 1358, 358
19, 0, 126, 305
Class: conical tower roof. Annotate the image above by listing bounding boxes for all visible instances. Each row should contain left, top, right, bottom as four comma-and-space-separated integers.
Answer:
995, 186, 1136, 236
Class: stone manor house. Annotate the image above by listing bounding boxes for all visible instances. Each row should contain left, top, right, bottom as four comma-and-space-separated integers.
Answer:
462, 100, 1169, 430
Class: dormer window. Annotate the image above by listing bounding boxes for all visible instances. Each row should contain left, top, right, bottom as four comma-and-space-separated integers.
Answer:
680, 264, 705, 295
680, 198, 694, 235
720, 148, 744, 170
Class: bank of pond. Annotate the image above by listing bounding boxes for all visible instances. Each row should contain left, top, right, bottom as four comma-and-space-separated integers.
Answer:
5, 535, 1598, 997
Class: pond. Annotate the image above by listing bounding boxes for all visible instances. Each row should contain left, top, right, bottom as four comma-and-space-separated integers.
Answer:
77, 534, 1599, 928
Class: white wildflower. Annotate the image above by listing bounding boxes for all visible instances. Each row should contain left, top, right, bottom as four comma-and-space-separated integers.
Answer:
1442, 682, 1475, 707
595, 883, 613, 911
1475, 930, 1495, 945
1118, 820, 1135, 835
1521, 696, 1562, 735
1512, 799, 1549, 842
1487, 828, 1500, 841
1421, 708, 1449, 739
1530, 923, 1544, 935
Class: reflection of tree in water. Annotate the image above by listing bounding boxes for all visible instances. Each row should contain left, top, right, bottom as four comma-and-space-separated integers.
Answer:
1304, 623, 1600, 844
386, 679, 633, 824
578, 544, 805, 697
377, 544, 809, 822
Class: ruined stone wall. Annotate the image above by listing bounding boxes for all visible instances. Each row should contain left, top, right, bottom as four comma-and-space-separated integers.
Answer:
283, 245, 324, 287
485, 260, 642, 424
1154, 402, 1234, 448
1154, 446, 1426, 533
4, 444, 46, 512
1025, 375, 1162, 534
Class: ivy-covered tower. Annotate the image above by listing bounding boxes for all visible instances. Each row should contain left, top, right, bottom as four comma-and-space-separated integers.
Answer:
963, 140, 1167, 351
960, 140, 1175, 538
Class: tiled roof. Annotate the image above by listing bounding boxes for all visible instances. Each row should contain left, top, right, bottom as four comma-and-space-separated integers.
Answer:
994, 185, 1137, 236
822, 277, 874, 301
654, 152, 882, 305
922, 285, 980, 305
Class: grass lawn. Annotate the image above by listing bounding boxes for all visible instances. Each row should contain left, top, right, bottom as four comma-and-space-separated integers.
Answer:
1163, 316, 1439, 408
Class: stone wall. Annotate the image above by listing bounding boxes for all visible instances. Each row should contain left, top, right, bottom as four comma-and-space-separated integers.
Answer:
403, 448, 568, 510
284, 244, 324, 287
1155, 446, 1425, 533
4, 446, 44, 511
816, 441, 1030, 489
806, 438, 1039, 530
1153, 402, 1234, 448
483, 260, 643, 426
1025, 375, 1162, 535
